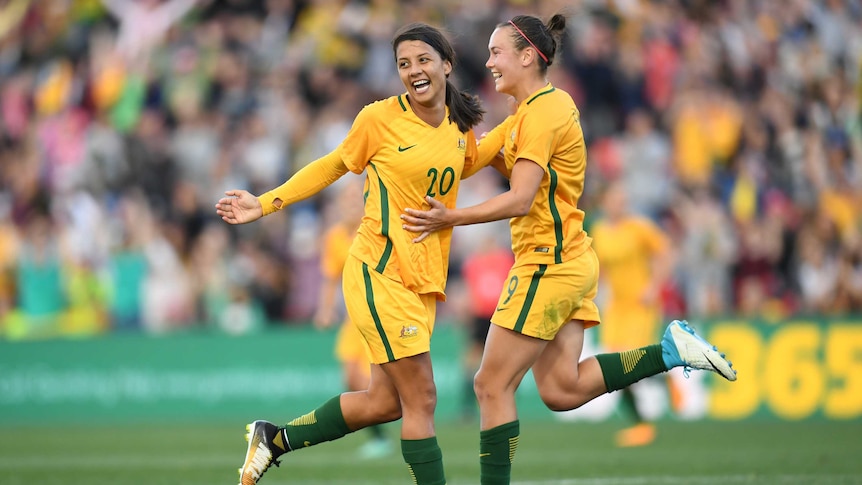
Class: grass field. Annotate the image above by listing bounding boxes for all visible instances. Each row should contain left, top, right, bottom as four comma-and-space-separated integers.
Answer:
2, 420, 861, 485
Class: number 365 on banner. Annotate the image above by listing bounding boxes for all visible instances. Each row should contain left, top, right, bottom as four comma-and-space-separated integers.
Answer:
707, 322, 862, 421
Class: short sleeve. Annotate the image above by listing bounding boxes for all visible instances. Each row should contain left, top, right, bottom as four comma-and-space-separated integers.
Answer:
464, 119, 509, 179
338, 105, 380, 174
460, 130, 482, 179
513, 110, 556, 170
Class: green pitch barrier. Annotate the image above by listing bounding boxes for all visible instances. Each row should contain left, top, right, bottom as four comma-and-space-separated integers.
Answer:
0, 324, 542, 425
1, 318, 860, 425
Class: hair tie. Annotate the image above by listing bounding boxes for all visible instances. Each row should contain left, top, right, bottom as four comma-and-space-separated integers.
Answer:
508, 20, 549, 64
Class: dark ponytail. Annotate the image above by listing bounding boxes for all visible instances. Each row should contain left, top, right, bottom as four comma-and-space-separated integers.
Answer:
506, 14, 567, 73
444, 80, 484, 133
393, 23, 484, 132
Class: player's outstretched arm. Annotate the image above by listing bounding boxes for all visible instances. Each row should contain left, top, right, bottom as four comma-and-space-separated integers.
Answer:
216, 151, 350, 225
215, 189, 264, 225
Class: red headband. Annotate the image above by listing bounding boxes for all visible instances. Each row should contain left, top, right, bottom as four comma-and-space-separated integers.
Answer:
508, 20, 549, 64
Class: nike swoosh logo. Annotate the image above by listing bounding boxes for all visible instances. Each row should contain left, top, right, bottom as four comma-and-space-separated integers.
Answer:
398, 144, 417, 152
703, 353, 725, 376
479, 453, 491, 457
495, 307, 507, 312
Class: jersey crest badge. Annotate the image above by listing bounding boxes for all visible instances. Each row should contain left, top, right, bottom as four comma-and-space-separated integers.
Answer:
400, 325, 419, 339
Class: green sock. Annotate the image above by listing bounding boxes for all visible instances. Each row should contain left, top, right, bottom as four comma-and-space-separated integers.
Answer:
280, 395, 352, 451
619, 387, 643, 423
462, 373, 477, 418
402, 436, 446, 485
367, 424, 386, 441
480, 420, 519, 485
595, 344, 667, 393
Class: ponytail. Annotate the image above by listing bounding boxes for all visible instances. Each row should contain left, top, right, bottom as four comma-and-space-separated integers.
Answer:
445, 80, 484, 132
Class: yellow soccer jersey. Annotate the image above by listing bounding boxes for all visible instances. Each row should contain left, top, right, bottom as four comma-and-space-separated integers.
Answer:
482, 84, 590, 266
339, 94, 479, 299
320, 223, 354, 279
591, 216, 669, 304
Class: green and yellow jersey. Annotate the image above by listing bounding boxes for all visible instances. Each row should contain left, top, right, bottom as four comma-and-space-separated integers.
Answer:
340, 94, 479, 299
591, 216, 669, 348
592, 216, 668, 305
482, 84, 591, 266
320, 223, 354, 280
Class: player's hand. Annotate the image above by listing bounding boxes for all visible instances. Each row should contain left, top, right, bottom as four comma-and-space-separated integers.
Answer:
215, 189, 264, 224
402, 196, 452, 243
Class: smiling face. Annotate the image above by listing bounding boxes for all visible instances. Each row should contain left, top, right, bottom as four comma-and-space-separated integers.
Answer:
486, 26, 524, 98
395, 40, 451, 108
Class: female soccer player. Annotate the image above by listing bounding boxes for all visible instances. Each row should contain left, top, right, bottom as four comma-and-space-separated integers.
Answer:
401, 14, 737, 484
216, 23, 491, 485
591, 180, 676, 447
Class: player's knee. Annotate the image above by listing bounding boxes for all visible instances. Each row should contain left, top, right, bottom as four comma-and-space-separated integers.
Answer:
413, 385, 439, 414
395, 378, 437, 416
473, 368, 500, 404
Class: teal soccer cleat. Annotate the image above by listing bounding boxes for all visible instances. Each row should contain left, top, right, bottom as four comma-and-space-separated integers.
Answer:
661, 320, 737, 381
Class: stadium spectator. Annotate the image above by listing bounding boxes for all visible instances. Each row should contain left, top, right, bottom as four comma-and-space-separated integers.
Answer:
615, 108, 673, 221
100, 0, 201, 69
672, 186, 738, 318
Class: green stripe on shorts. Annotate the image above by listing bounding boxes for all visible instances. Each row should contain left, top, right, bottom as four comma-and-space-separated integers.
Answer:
513, 264, 547, 333
362, 262, 395, 362
369, 164, 393, 273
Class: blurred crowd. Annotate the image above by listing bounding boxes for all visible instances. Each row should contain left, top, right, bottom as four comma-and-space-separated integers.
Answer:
0, 0, 861, 340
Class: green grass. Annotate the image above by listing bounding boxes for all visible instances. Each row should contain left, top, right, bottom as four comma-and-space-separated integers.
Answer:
1, 420, 861, 484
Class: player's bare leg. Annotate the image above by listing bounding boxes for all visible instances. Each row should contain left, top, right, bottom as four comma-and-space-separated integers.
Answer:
377, 352, 446, 484
344, 361, 393, 458
473, 325, 547, 484
531, 321, 607, 411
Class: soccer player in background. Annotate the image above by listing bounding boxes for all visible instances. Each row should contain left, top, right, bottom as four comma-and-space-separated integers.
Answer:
216, 22, 496, 485
312, 179, 393, 459
591, 180, 677, 447
401, 14, 737, 484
